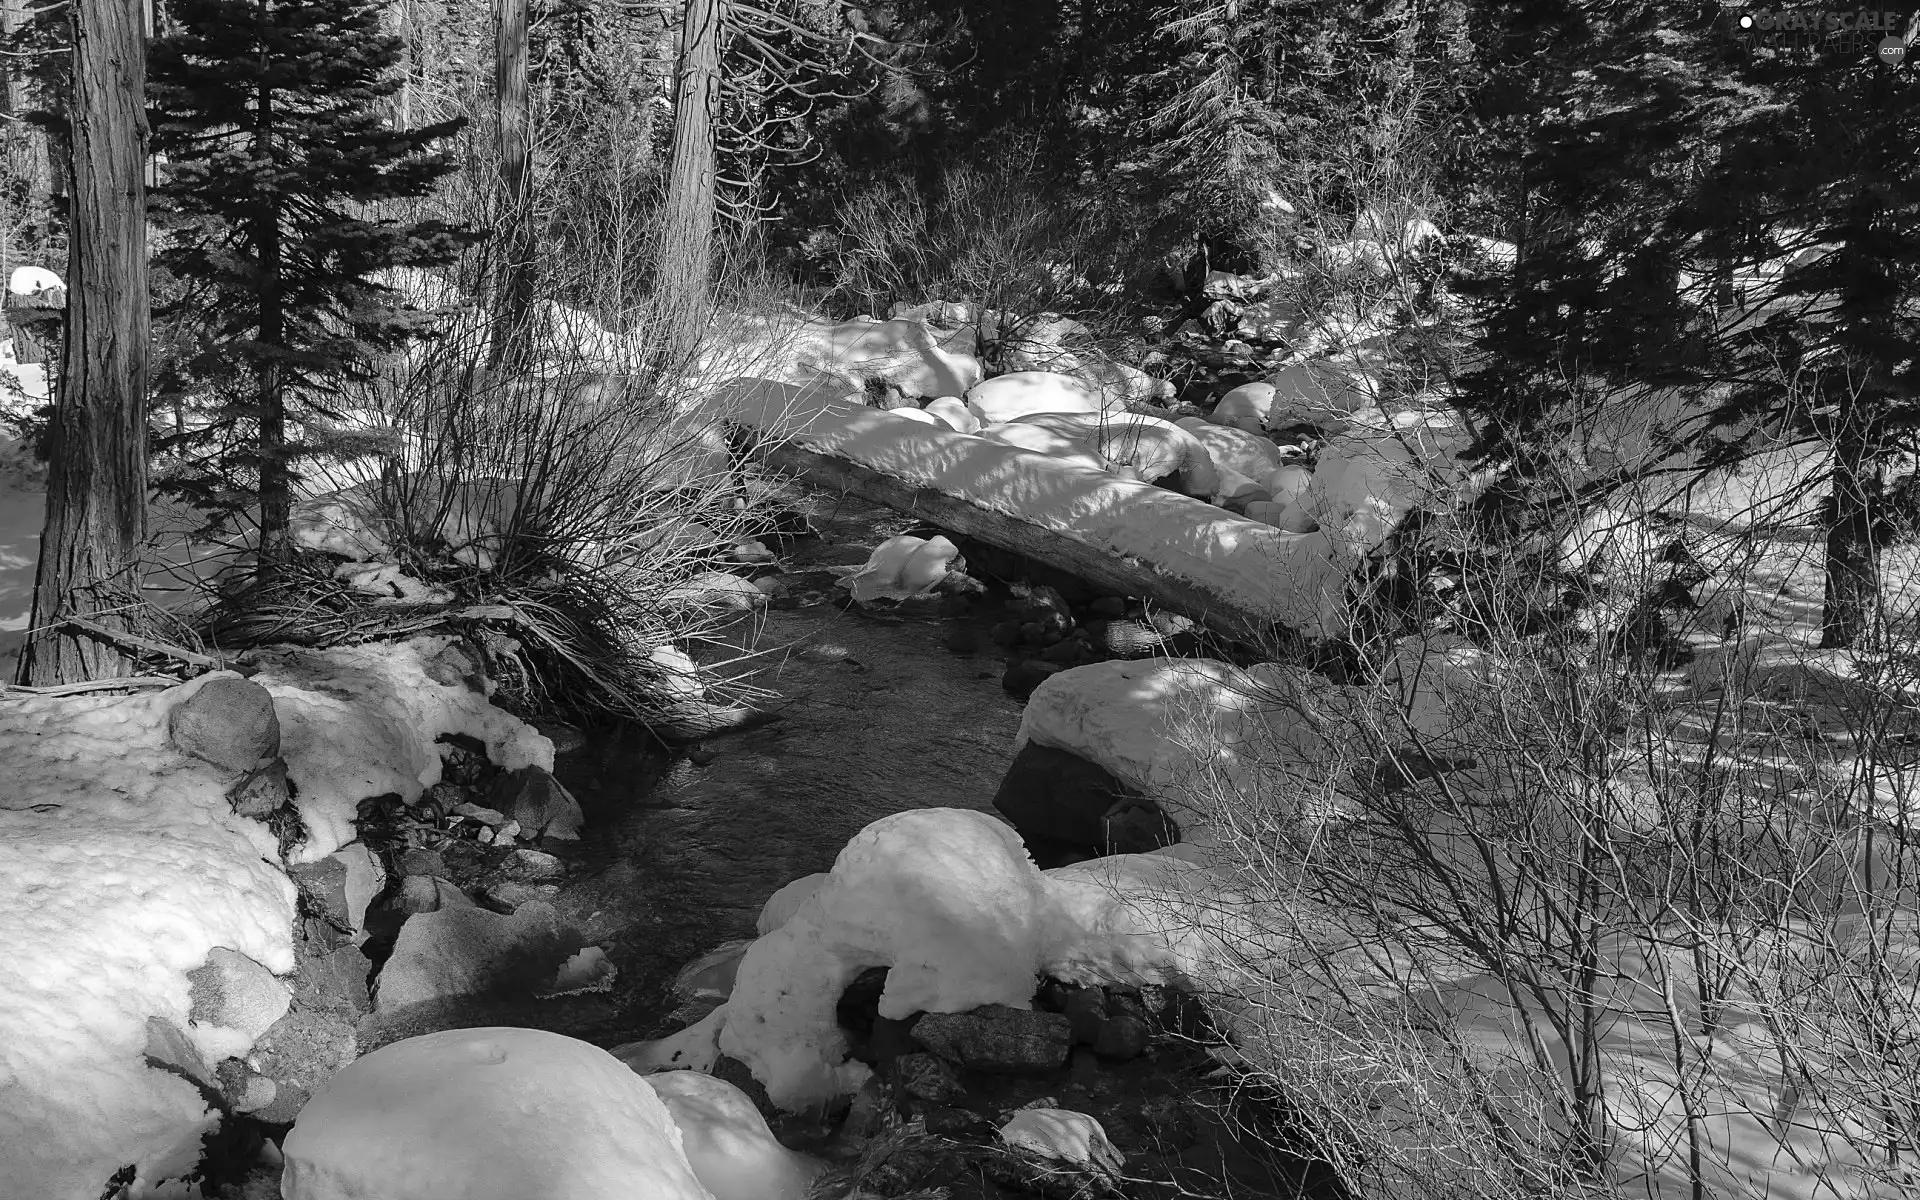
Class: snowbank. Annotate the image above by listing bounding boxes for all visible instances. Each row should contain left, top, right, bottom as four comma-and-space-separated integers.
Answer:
710, 378, 1350, 638
282, 1027, 716, 1200
249, 636, 554, 863
0, 676, 297, 1200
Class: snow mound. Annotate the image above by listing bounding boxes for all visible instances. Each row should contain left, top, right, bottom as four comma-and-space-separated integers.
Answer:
717, 808, 1237, 1110
645, 1070, 825, 1200
0, 676, 297, 1200
249, 635, 554, 863
281, 1027, 716, 1200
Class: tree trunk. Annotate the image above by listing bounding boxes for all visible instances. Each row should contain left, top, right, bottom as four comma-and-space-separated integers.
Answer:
1820, 443, 1881, 649
255, 84, 289, 564
488, 0, 533, 373
19, 0, 150, 685
655, 0, 721, 366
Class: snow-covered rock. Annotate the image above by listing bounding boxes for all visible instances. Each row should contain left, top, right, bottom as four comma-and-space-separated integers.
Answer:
885, 406, 942, 427
1301, 418, 1470, 556
281, 1027, 717, 1200
793, 316, 983, 399
999, 1108, 1125, 1180
1013, 411, 1220, 494
1209, 382, 1276, 433
965, 371, 1125, 425
716, 807, 1240, 1111
758, 873, 828, 935
840, 534, 962, 602
187, 947, 293, 1063
0, 677, 297, 1200
923, 396, 979, 434
249, 636, 555, 863
1263, 359, 1383, 430
644, 1070, 825, 1200
1176, 416, 1286, 484
6, 265, 62, 298
976, 421, 1111, 473
1319, 239, 1393, 277
1015, 657, 1358, 833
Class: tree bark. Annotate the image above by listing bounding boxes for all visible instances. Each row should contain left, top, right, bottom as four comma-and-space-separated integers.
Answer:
19, 0, 150, 685
656, 0, 721, 366
488, 0, 533, 373
255, 82, 288, 563
1820, 440, 1881, 649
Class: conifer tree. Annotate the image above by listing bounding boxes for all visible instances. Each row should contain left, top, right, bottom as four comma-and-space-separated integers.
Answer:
1458, 3, 1920, 648
147, 0, 475, 561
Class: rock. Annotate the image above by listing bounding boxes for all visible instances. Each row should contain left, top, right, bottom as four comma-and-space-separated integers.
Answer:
992, 742, 1151, 864
488, 765, 586, 841
923, 396, 980, 433
502, 847, 565, 882
1174, 416, 1285, 482
1243, 499, 1318, 533
216, 1057, 279, 1114
1009, 584, 1075, 635
187, 947, 292, 1060
672, 938, 756, 1004
1101, 797, 1181, 857
169, 675, 281, 773
392, 874, 475, 915
226, 758, 291, 819
398, 847, 448, 879
1091, 1014, 1150, 1061
1059, 987, 1108, 1046
248, 1008, 358, 1125
371, 899, 580, 1010
913, 1005, 1072, 1075
145, 1015, 214, 1089
1002, 658, 1066, 701
890, 1052, 967, 1106
333, 842, 384, 934
290, 940, 372, 1018
660, 570, 768, 612
451, 801, 508, 825
965, 371, 1122, 425
1208, 382, 1274, 433
1012, 411, 1220, 494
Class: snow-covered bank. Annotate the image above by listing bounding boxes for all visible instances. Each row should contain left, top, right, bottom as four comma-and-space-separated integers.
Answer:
0, 636, 562, 1198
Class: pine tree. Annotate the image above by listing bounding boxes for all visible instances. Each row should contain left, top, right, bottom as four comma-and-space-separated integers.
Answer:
1458, 3, 1920, 648
147, 0, 475, 561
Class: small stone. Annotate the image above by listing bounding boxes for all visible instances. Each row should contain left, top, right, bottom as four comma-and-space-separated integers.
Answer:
921, 1103, 994, 1140
688, 746, 719, 766
503, 848, 565, 882
498, 819, 522, 841
891, 1052, 966, 1106
450, 802, 507, 825
487, 766, 584, 841
988, 621, 1021, 649
477, 826, 497, 845
1039, 639, 1084, 665
169, 676, 281, 773
226, 758, 291, 818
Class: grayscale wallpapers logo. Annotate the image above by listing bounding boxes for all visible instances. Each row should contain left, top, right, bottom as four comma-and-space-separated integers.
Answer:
1733, 8, 1918, 62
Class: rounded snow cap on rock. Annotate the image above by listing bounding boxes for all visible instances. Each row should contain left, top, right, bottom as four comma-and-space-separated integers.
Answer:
646, 1070, 824, 1200
7, 265, 62, 296
281, 1026, 716, 1200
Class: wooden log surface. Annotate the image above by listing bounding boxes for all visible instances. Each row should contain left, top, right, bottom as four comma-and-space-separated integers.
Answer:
707, 378, 1349, 642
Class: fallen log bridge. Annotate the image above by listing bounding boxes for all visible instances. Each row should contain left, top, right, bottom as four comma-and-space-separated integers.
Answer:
707, 378, 1350, 644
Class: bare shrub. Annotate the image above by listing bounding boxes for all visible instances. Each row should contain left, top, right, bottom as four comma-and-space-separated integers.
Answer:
1160, 471, 1920, 1198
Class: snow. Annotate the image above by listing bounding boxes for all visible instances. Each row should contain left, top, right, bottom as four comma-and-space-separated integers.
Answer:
710, 378, 1351, 638
7, 265, 62, 296
965, 371, 1123, 424
281, 1027, 717, 1200
1015, 657, 1352, 834
248, 636, 554, 863
644, 1070, 825, 1200
0, 675, 297, 1200
757, 872, 827, 935
715, 808, 1247, 1110
999, 1108, 1125, 1180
